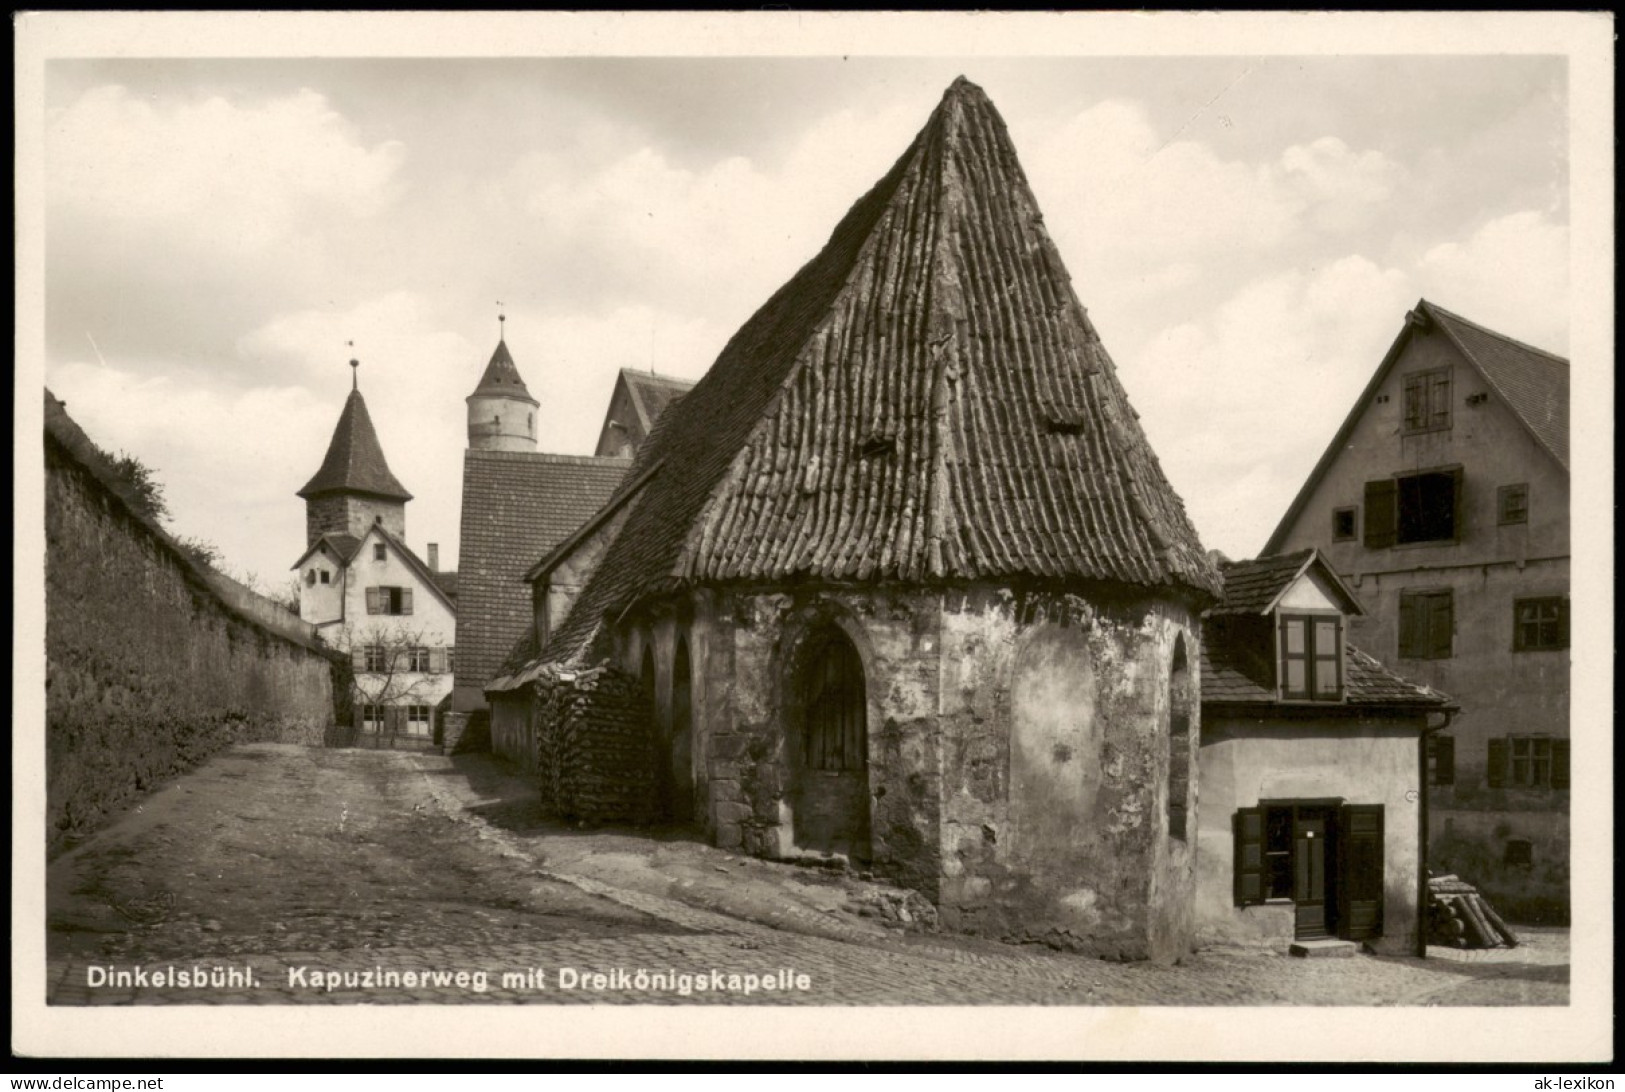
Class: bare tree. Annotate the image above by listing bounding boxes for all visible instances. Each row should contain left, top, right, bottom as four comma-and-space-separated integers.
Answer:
336, 621, 447, 749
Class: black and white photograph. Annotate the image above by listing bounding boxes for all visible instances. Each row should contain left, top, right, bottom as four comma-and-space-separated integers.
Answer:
13, 10, 1613, 1063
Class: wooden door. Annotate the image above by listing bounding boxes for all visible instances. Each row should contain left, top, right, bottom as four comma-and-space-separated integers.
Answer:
1338, 804, 1384, 940
1292, 810, 1330, 939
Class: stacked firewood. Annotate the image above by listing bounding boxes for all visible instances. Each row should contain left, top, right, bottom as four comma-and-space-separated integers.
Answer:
1427, 874, 1519, 949
532, 666, 658, 824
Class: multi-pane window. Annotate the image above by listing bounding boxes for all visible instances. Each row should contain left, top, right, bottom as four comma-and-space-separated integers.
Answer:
405, 646, 431, 672
1402, 367, 1452, 433
1278, 614, 1342, 700
444, 647, 455, 675
365, 586, 413, 615
406, 704, 432, 736
1399, 590, 1453, 660
363, 644, 391, 672
1487, 735, 1570, 790
804, 633, 866, 772
1498, 483, 1529, 525
360, 704, 385, 731
1514, 597, 1568, 652
1332, 507, 1357, 541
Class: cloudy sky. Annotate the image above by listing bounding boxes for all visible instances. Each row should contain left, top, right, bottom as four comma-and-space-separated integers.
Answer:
36, 33, 1572, 591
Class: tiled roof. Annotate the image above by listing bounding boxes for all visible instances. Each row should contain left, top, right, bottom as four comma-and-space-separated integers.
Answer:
533, 77, 1219, 668
455, 449, 631, 689
1426, 301, 1569, 470
468, 339, 539, 405
289, 531, 363, 571
1212, 550, 1315, 615
431, 571, 459, 602
1201, 642, 1452, 709
619, 369, 694, 435
298, 388, 412, 501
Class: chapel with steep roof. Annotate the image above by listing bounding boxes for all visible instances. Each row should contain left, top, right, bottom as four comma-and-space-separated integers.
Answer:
486, 77, 1222, 962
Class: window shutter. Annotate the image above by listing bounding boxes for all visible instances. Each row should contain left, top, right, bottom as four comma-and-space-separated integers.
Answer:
1364, 480, 1397, 548
1398, 595, 1418, 658
1233, 808, 1266, 906
1558, 599, 1571, 649
365, 587, 381, 614
1450, 467, 1464, 541
401, 587, 414, 615
1486, 738, 1508, 788
1434, 735, 1455, 785
353, 647, 367, 671
430, 648, 445, 674
1551, 740, 1570, 790
1429, 593, 1454, 659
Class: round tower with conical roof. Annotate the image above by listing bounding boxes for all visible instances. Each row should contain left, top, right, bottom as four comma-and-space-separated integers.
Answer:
467, 317, 539, 452
298, 358, 413, 547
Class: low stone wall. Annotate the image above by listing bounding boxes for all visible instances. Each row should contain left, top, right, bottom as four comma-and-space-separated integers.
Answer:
45, 393, 341, 856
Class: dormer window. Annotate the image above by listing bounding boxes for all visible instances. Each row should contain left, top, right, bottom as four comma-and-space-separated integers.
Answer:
1278, 613, 1343, 700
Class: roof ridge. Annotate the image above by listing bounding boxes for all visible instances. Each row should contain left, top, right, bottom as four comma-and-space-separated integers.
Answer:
465, 449, 632, 466
1422, 299, 1569, 366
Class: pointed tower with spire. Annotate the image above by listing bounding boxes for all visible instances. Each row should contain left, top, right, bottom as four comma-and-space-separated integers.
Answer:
298, 357, 413, 548
466, 312, 539, 452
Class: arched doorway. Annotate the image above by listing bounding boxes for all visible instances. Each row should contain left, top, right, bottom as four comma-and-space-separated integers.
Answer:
1168, 635, 1192, 842
791, 627, 870, 861
669, 638, 695, 824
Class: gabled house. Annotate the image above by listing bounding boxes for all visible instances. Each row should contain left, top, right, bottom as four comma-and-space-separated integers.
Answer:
293, 363, 457, 742
1197, 549, 1455, 955
488, 77, 1222, 962
1262, 301, 1570, 922
592, 368, 695, 458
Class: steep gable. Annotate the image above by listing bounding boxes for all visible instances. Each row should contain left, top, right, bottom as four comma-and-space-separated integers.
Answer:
538, 78, 1219, 666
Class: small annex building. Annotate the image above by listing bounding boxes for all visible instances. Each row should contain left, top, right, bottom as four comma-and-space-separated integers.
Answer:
488, 77, 1222, 962
1197, 549, 1455, 955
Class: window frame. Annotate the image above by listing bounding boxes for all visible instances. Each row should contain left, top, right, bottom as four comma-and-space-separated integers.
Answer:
1487, 735, 1569, 790
1513, 596, 1568, 652
1402, 366, 1453, 434
363, 644, 390, 673
1427, 734, 1455, 786
1332, 506, 1357, 542
405, 646, 431, 672
1394, 469, 1462, 545
373, 543, 387, 562
1276, 611, 1344, 702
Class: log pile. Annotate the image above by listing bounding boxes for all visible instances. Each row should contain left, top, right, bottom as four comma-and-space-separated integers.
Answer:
1426, 874, 1519, 949
531, 666, 658, 824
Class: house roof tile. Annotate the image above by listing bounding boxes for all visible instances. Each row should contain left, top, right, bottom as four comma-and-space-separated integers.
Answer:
619, 369, 694, 436
1201, 642, 1452, 709
454, 449, 630, 688
527, 77, 1219, 670
1426, 302, 1569, 469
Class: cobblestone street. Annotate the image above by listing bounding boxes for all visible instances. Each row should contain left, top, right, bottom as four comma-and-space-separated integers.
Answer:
46, 744, 1569, 1006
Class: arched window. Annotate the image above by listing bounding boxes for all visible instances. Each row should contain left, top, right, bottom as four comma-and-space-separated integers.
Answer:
1168, 635, 1192, 842
803, 631, 866, 772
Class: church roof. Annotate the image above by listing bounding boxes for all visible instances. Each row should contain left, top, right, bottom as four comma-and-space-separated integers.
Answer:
454, 449, 631, 690
529, 77, 1220, 669
297, 388, 413, 501
468, 339, 539, 406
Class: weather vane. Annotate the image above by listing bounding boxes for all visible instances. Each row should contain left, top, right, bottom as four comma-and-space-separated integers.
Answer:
497, 303, 506, 340
348, 341, 358, 390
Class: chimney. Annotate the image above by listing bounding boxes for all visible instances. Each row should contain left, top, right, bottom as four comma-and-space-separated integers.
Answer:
427, 543, 439, 572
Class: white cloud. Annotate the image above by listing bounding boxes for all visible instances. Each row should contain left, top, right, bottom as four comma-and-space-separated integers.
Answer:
1126, 256, 1417, 558
1015, 100, 1404, 310
1417, 210, 1568, 354
48, 85, 403, 248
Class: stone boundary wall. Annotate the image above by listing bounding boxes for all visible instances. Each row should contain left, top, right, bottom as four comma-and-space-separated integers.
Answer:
44, 392, 342, 856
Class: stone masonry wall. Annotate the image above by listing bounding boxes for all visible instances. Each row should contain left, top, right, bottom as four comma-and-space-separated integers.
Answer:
46, 439, 340, 857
